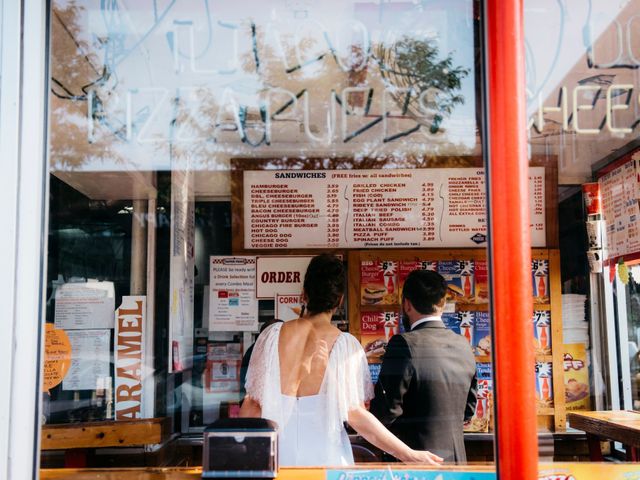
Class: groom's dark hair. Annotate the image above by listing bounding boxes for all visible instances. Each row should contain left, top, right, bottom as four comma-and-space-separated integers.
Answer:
303, 254, 345, 315
402, 270, 447, 315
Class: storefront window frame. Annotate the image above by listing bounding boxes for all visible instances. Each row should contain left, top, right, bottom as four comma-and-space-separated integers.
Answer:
0, 1, 51, 479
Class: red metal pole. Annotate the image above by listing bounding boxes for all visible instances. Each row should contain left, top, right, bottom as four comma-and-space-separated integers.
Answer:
485, 1, 539, 479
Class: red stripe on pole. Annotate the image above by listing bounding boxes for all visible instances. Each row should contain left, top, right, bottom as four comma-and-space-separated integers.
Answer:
486, 1, 539, 479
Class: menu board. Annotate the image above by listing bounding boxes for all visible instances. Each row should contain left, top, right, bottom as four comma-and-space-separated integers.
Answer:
244, 168, 546, 249
599, 157, 640, 260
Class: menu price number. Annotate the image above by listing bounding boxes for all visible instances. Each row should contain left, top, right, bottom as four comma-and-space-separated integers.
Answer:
326, 184, 341, 247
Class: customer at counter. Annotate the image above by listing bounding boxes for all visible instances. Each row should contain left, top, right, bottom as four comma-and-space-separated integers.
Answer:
370, 270, 477, 463
239, 254, 443, 467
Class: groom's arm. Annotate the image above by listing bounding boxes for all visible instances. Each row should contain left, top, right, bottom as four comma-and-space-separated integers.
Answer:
369, 335, 414, 425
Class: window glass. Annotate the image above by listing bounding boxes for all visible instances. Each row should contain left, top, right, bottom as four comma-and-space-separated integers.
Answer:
526, 0, 640, 465
40, 0, 497, 471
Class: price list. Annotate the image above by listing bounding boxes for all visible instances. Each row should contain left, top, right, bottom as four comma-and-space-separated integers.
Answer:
326, 183, 341, 248
422, 182, 436, 243
244, 168, 547, 249
530, 172, 545, 234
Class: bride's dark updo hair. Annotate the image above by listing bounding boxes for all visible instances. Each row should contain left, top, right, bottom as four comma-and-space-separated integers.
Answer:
303, 254, 345, 315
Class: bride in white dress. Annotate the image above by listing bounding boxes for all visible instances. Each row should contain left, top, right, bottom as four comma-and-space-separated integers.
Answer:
240, 254, 443, 467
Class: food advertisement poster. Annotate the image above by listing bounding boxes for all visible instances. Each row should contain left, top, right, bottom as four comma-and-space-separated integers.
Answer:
398, 260, 437, 298
244, 168, 546, 250
210, 256, 258, 332
533, 311, 552, 355
442, 312, 462, 335
532, 259, 549, 304
474, 259, 489, 304
564, 344, 590, 411
464, 362, 492, 433
368, 364, 381, 385
438, 260, 475, 303
473, 312, 491, 356
360, 311, 398, 364
360, 260, 398, 305
535, 361, 554, 408
275, 294, 304, 321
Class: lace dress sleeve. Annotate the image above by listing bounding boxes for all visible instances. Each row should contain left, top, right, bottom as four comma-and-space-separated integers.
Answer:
324, 333, 374, 437
245, 322, 282, 406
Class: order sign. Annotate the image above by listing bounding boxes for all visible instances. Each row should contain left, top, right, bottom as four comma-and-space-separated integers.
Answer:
244, 168, 546, 249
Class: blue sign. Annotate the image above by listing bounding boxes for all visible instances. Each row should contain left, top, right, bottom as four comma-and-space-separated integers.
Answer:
471, 233, 487, 244
326, 470, 496, 480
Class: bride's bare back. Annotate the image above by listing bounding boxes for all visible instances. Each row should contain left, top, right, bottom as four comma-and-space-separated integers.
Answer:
278, 318, 341, 397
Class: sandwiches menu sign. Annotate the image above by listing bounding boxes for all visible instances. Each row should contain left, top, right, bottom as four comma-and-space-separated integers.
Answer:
244, 168, 546, 249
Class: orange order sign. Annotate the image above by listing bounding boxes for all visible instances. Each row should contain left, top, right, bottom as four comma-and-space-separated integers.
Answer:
43, 323, 72, 393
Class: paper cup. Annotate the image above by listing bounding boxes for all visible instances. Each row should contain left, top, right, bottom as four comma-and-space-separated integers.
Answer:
586, 220, 602, 250
587, 250, 603, 273
582, 183, 602, 216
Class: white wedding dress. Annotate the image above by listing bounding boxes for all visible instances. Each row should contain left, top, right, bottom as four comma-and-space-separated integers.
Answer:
245, 322, 374, 467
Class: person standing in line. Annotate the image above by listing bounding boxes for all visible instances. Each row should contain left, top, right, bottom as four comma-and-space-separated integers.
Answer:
369, 269, 477, 463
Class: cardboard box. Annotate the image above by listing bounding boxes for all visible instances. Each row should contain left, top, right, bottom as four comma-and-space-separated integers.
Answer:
361, 260, 398, 305
533, 311, 552, 355
438, 260, 475, 303
564, 343, 591, 411
360, 311, 399, 364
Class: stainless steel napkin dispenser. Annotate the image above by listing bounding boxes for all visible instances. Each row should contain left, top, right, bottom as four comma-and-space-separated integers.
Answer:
202, 418, 278, 479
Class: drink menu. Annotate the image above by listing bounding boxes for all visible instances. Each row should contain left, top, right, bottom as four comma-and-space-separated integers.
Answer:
244, 168, 546, 249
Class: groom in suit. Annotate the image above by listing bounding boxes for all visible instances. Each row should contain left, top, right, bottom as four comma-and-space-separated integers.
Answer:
369, 269, 477, 463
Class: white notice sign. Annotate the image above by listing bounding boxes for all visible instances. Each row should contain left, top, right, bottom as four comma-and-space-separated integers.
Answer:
256, 256, 313, 299
62, 329, 111, 391
243, 168, 546, 249
115, 296, 147, 420
54, 281, 115, 330
275, 294, 304, 321
209, 256, 258, 332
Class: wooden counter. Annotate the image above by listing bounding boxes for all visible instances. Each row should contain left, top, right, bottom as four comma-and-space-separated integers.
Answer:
42, 418, 171, 450
40, 465, 496, 480
39, 463, 640, 480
